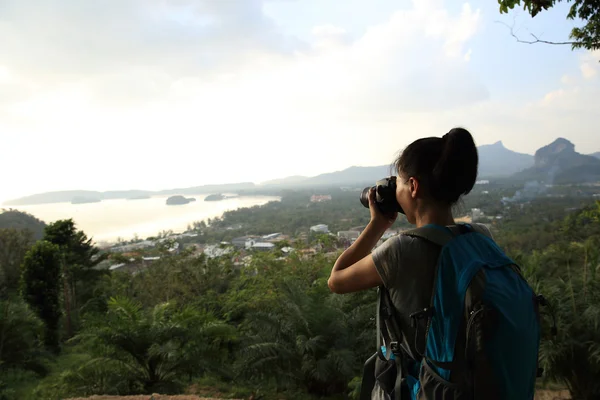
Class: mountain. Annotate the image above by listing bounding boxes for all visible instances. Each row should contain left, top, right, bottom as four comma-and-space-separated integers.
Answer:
274, 142, 533, 188
303, 165, 393, 186
4, 183, 256, 206
477, 141, 534, 177
516, 138, 600, 184
7, 139, 593, 206
0, 209, 47, 240
591, 152, 600, 159
258, 175, 309, 187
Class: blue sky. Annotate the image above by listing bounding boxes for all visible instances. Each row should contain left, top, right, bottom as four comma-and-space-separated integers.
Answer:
0, 0, 598, 202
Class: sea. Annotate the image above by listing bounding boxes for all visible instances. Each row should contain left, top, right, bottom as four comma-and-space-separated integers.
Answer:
11, 194, 280, 245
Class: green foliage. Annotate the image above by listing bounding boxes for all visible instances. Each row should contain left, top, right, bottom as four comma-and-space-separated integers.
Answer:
533, 243, 600, 399
498, 0, 600, 50
238, 279, 371, 396
65, 296, 236, 396
0, 229, 34, 298
20, 241, 62, 352
0, 298, 48, 400
44, 219, 107, 337
0, 209, 46, 241
0, 298, 46, 373
3, 189, 600, 399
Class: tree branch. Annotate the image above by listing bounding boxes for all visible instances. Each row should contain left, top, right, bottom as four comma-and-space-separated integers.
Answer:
495, 20, 578, 46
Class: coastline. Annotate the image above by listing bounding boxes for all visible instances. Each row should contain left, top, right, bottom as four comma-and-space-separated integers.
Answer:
10, 194, 281, 245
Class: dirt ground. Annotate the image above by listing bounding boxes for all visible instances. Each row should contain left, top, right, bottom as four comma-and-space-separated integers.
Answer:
535, 390, 571, 400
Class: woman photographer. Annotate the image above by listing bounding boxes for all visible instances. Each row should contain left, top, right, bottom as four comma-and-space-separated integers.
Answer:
328, 127, 539, 399
328, 127, 487, 295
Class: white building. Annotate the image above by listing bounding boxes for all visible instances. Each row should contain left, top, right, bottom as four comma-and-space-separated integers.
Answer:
109, 240, 154, 253
252, 242, 276, 251
337, 231, 360, 240
472, 208, 485, 221
310, 224, 329, 233
262, 233, 282, 240
203, 244, 234, 259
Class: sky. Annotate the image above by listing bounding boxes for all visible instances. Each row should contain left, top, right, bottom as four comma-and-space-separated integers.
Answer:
1, 0, 599, 203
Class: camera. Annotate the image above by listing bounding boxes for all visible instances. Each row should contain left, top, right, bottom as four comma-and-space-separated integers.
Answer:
360, 176, 404, 215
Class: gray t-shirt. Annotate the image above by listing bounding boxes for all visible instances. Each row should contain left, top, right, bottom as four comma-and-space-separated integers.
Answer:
371, 223, 493, 360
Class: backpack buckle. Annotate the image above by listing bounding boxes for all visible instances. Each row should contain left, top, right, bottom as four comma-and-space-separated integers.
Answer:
390, 341, 400, 355
409, 307, 435, 328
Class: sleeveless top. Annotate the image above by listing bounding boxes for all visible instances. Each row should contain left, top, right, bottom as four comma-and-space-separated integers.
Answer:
371, 223, 493, 361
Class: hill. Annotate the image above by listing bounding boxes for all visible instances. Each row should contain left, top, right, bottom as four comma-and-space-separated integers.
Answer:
0, 209, 47, 240
516, 138, 600, 184
477, 141, 534, 177
259, 175, 309, 187
592, 152, 600, 159
301, 165, 393, 187
269, 142, 533, 188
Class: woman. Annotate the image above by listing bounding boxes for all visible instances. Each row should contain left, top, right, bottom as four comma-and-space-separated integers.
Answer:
328, 127, 486, 297
328, 127, 539, 399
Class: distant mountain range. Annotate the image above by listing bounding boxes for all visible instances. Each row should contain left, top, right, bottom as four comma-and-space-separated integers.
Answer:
477, 141, 534, 177
258, 141, 535, 187
4, 139, 599, 206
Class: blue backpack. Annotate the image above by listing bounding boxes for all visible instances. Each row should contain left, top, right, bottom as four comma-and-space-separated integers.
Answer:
361, 223, 554, 400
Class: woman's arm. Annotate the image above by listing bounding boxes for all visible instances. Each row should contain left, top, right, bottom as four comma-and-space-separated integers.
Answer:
328, 222, 387, 294
328, 188, 397, 294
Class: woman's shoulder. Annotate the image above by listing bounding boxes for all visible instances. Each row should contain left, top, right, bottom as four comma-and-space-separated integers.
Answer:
470, 223, 494, 239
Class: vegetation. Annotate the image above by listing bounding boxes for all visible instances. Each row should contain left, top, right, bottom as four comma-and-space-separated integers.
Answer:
498, 0, 600, 50
20, 241, 63, 352
1, 187, 600, 399
0, 209, 46, 240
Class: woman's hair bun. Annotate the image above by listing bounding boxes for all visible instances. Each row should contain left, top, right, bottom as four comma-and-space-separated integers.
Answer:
430, 127, 479, 204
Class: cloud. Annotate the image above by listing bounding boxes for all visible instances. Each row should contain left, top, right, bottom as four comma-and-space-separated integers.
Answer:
0, 0, 487, 123
442, 48, 600, 154
1, 0, 597, 201
580, 50, 599, 79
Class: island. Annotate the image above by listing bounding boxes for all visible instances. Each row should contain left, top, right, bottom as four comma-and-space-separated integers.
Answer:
71, 196, 102, 204
166, 195, 197, 206
204, 193, 226, 201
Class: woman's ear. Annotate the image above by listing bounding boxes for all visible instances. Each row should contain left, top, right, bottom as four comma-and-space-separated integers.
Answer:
409, 177, 420, 199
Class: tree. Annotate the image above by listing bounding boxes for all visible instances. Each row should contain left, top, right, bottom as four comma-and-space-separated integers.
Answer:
20, 241, 62, 352
0, 229, 34, 298
535, 248, 600, 399
239, 279, 362, 396
498, 0, 600, 50
0, 298, 46, 373
44, 219, 105, 338
70, 297, 236, 395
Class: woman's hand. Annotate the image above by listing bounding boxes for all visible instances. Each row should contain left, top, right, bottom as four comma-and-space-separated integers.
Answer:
368, 187, 398, 231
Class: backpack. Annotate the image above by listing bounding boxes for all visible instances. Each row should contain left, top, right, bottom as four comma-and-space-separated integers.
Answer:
360, 223, 556, 400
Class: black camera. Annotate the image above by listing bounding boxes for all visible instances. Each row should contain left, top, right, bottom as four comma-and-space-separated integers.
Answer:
360, 176, 404, 215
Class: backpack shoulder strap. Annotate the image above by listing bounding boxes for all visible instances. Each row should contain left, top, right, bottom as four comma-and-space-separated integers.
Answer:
401, 225, 455, 247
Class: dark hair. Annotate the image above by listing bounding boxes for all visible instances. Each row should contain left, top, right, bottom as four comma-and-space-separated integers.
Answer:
394, 127, 478, 205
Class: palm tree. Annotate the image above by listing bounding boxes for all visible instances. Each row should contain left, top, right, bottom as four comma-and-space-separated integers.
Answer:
536, 239, 600, 400
238, 279, 362, 396
71, 296, 236, 395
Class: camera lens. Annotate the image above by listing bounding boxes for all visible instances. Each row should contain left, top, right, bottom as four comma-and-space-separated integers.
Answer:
360, 186, 373, 208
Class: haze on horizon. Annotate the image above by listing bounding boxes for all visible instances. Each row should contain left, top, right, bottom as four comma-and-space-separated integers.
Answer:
1, 0, 599, 204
